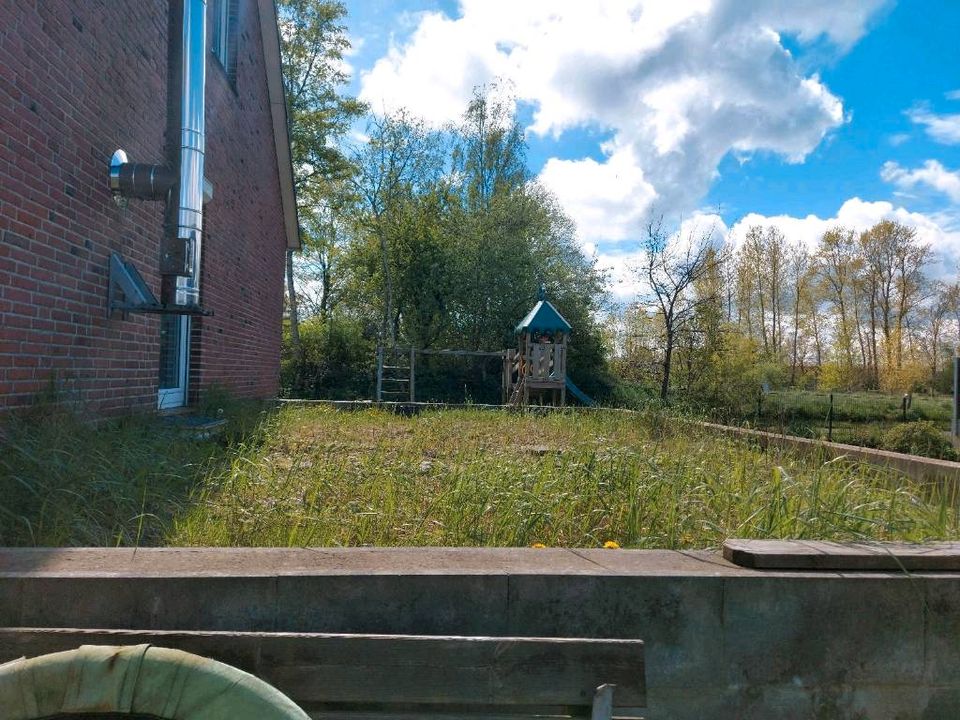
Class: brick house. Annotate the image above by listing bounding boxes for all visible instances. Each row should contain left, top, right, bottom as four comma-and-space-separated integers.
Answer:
0, 0, 298, 414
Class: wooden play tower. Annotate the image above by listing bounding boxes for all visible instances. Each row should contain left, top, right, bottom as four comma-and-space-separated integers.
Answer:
503, 286, 571, 406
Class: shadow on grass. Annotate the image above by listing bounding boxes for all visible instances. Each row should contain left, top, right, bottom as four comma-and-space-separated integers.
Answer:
0, 399, 277, 547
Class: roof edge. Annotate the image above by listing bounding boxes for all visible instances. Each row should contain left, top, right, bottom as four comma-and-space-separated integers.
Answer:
515, 299, 572, 334
258, 0, 301, 251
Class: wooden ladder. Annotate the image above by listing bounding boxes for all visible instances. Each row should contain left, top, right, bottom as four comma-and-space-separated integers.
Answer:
508, 375, 526, 406
377, 346, 415, 402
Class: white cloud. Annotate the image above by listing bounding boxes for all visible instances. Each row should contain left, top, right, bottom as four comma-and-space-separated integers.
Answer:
946, 89, 960, 101
358, 0, 884, 245
727, 198, 960, 278
678, 212, 729, 249
359, 9, 505, 123
907, 106, 960, 145
881, 160, 960, 203
596, 248, 646, 301
345, 35, 364, 56
539, 144, 657, 244
596, 202, 960, 302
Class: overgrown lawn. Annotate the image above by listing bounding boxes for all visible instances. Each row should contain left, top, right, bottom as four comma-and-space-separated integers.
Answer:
3, 404, 958, 548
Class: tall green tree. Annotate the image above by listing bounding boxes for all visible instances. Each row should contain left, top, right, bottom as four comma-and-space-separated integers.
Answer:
453, 84, 527, 212
278, 0, 366, 372
337, 91, 609, 401
348, 111, 445, 345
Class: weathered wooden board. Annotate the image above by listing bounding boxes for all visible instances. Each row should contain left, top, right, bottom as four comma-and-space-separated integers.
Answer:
0, 628, 645, 717
723, 539, 960, 571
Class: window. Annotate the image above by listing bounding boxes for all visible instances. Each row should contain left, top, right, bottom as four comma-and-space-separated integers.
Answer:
158, 314, 189, 410
211, 0, 238, 85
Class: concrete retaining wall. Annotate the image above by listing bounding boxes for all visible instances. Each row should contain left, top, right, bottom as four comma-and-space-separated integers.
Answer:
1, 547, 958, 719
699, 421, 960, 485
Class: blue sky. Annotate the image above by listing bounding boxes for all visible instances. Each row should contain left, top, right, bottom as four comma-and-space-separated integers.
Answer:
704, 0, 960, 220
341, 0, 960, 297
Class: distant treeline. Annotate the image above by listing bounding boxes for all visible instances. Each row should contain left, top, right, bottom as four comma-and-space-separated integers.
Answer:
610, 219, 960, 411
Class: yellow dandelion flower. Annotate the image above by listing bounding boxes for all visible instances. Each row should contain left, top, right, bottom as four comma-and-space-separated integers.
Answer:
531, 542, 546, 548
603, 540, 620, 549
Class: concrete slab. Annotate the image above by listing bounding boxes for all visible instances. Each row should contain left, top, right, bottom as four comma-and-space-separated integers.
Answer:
1, 547, 958, 720
275, 574, 510, 635
924, 578, 960, 685
724, 539, 960, 570
722, 576, 925, 686
0, 547, 601, 577
14, 576, 277, 631
505, 575, 724, 691
725, 684, 939, 720
0, 547, 744, 577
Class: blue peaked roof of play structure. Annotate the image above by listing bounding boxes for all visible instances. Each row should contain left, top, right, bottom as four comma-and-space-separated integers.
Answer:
515, 298, 572, 334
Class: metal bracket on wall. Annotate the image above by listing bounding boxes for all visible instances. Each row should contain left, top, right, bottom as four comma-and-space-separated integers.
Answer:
107, 252, 211, 319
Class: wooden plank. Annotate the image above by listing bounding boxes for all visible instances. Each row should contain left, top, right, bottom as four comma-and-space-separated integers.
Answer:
417, 349, 505, 358
303, 712, 607, 720
392, 347, 505, 358
0, 629, 645, 714
257, 0, 299, 250
723, 539, 960, 571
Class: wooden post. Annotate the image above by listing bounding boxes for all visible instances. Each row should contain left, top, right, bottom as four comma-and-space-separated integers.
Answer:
953, 349, 959, 438
375, 345, 383, 402
409, 347, 416, 403
828, 392, 833, 442
502, 350, 511, 404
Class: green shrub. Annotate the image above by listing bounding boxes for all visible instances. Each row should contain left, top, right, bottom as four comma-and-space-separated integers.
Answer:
841, 425, 886, 450
607, 381, 659, 409
281, 316, 376, 399
880, 421, 957, 460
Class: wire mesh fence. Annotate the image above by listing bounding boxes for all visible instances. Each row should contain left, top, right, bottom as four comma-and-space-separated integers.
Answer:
736, 389, 954, 444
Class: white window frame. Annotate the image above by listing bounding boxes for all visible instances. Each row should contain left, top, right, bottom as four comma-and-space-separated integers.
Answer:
211, 0, 235, 78
158, 316, 190, 410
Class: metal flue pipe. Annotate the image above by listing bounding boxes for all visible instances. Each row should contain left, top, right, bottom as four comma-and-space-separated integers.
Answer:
171, 0, 207, 308
108, 152, 177, 200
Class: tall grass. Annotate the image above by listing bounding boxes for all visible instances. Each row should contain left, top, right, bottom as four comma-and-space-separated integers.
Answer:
0, 402, 273, 545
169, 405, 960, 548
3, 402, 957, 548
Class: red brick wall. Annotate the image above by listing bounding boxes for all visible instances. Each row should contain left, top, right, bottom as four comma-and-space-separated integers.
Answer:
0, 1, 287, 414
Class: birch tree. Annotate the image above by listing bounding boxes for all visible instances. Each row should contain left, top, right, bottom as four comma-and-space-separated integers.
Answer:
641, 219, 723, 402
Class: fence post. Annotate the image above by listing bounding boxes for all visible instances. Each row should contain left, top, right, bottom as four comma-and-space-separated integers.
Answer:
409, 347, 416, 403
375, 345, 383, 403
828, 393, 833, 443
756, 388, 762, 424
953, 350, 960, 439
901, 394, 908, 423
